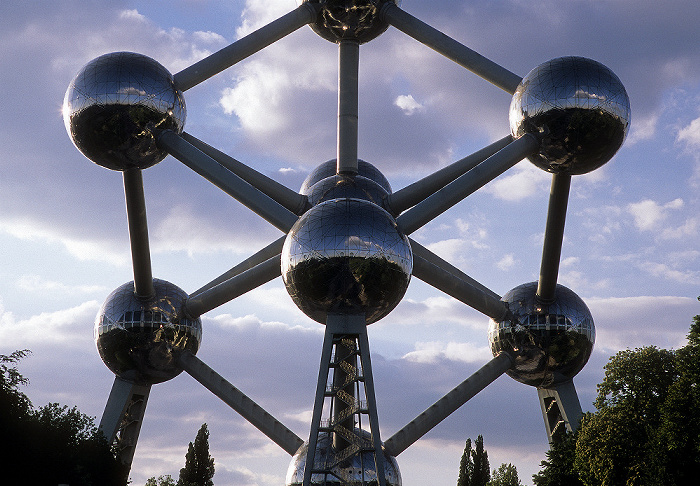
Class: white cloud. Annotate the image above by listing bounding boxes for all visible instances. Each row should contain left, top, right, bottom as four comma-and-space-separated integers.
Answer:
484, 163, 550, 201
402, 341, 493, 364
15, 275, 107, 296
627, 198, 684, 231
677, 116, 700, 147
395, 94, 424, 115
638, 261, 700, 285
496, 253, 516, 271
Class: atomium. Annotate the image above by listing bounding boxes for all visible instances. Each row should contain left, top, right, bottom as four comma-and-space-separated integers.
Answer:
63, 1, 630, 483
509, 56, 631, 175
95, 279, 201, 385
63, 51, 186, 171
488, 282, 595, 388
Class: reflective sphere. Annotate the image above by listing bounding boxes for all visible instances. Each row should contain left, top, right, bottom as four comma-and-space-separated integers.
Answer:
286, 431, 401, 486
64, 51, 186, 171
301, 159, 392, 195
488, 282, 594, 387
306, 174, 389, 206
282, 198, 412, 324
509, 57, 630, 175
95, 279, 201, 384
298, 0, 400, 44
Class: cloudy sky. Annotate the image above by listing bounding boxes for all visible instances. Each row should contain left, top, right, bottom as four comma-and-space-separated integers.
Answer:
1, 0, 699, 484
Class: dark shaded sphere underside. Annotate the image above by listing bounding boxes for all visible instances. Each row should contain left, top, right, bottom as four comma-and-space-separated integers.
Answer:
95, 279, 201, 384
282, 198, 412, 324
488, 282, 594, 387
299, 0, 401, 44
509, 56, 630, 175
64, 51, 186, 171
286, 431, 401, 485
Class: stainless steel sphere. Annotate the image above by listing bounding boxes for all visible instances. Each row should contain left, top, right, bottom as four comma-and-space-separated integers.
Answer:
298, 0, 400, 44
488, 282, 595, 387
285, 431, 401, 485
95, 279, 201, 384
509, 57, 630, 175
63, 51, 186, 171
300, 159, 392, 195
306, 174, 390, 206
282, 198, 412, 324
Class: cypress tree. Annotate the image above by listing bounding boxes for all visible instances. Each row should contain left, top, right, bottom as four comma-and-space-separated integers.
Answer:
457, 438, 473, 486
177, 423, 215, 486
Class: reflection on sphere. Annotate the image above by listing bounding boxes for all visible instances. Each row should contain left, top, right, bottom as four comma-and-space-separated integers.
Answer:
282, 199, 412, 324
301, 159, 392, 195
286, 431, 401, 486
298, 0, 401, 44
488, 282, 594, 387
95, 279, 201, 384
63, 52, 186, 171
306, 174, 389, 206
509, 56, 630, 175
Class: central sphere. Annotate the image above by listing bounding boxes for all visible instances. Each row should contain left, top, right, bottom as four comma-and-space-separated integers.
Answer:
63, 51, 186, 171
509, 56, 630, 175
488, 282, 595, 388
95, 279, 201, 384
298, 0, 401, 44
282, 198, 412, 324
286, 431, 401, 485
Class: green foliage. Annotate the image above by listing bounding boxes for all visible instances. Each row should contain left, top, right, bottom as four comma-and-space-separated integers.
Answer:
146, 475, 176, 486
534, 304, 700, 486
487, 463, 522, 486
472, 435, 491, 486
532, 431, 582, 486
457, 438, 473, 486
0, 350, 126, 486
177, 423, 215, 486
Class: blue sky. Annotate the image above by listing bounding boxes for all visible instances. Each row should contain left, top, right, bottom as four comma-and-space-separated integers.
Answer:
1, 1, 699, 484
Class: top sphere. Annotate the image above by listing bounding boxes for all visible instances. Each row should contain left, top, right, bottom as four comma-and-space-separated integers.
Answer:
298, 0, 400, 44
300, 159, 392, 195
509, 57, 630, 175
63, 52, 186, 171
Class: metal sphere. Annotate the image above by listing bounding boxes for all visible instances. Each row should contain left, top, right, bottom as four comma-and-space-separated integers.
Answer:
285, 431, 401, 486
509, 56, 630, 175
488, 282, 595, 387
298, 1, 400, 44
63, 51, 186, 171
306, 174, 389, 206
300, 159, 392, 195
282, 198, 412, 324
95, 279, 201, 385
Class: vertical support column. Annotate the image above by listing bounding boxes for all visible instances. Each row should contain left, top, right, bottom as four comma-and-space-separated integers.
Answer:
337, 40, 360, 175
123, 168, 154, 300
99, 376, 152, 479
536, 174, 572, 304
538, 380, 583, 443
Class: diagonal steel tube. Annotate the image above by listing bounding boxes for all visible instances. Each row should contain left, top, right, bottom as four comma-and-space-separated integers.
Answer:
190, 236, 286, 298
179, 352, 304, 456
383, 353, 513, 456
397, 134, 539, 235
337, 40, 360, 175
123, 169, 154, 299
174, 4, 319, 91
380, 4, 522, 93
184, 254, 281, 318
409, 238, 501, 301
536, 174, 572, 303
412, 253, 508, 321
182, 132, 309, 215
385, 135, 512, 216
157, 130, 298, 232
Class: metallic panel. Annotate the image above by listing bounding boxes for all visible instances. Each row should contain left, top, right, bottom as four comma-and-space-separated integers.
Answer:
64, 52, 186, 171
509, 56, 630, 175
298, 0, 401, 44
301, 159, 392, 195
306, 174, 389, 206
286, 431, 401, 486
95, 279, 201, 384
282, 198, 412, 324
488, 282, 594, 387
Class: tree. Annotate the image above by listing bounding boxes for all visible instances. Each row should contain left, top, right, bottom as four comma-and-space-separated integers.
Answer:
532, 431, 582, 486
146, 475, 176, 486
471, 435, 491, 486
177, 423, 215, 486
457, 438, 473, 486
0, 350, 125, 485
487, 463, 522, 486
